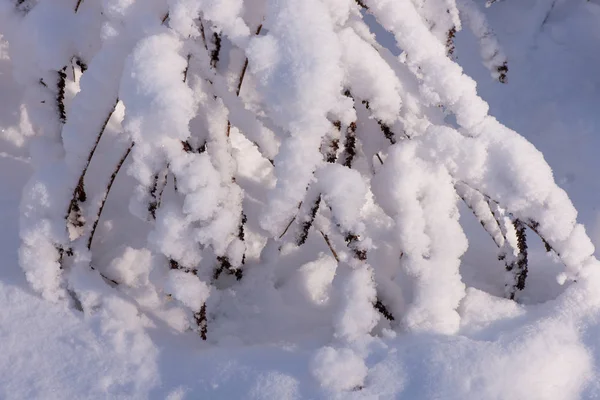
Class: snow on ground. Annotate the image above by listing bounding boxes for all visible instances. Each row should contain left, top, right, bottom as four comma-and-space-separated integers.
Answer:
1, 0, 600, 398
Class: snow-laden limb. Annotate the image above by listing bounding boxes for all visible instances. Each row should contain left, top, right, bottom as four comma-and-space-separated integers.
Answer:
9, 0, 168, 302
167, 0, 250, 47
366, 0, 596, 284
419, 122, 596, 282
413, 0, 462, 55
373, 142, 467, 334
61, 12, 143, 235
457, 0, 508, 82
183, 15, 266, 276
456, 182, 505, 249
338, 27, 402, 125
7, 2, 78, 301
120, 31, 218, 322
316, 164, 379, 341
457, 183, 527, 299
210, 75, 279, 161
183, 73, 246, 273
365, 0, 489, 131
120, 27, 247, 333
247, 0, 345, 237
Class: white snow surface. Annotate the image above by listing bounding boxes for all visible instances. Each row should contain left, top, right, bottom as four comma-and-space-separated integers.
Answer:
1, 0, 600, 399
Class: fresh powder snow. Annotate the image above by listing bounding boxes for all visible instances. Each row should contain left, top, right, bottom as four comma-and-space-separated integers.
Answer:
0, 0, 599, 399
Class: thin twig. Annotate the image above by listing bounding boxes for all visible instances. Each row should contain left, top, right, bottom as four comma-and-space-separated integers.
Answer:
87, 143, 134, 250
297, 195, 321, 246
458, 184, 528, 298
279, 214, 298, 239
210, 32, 221, 69
195, 304, 208, 340
341, 122, 357, 168
374, 299, 394, 321
226, 23, 263, 138
66, 100, 118, 222
355, 0, 369, 9
183, 54, 191, 83
237, 24, 262, 97
219, 25, 264, 276
199, 18, 208, 50
320, 230, 339, 262
57, 68, 67, 124
508, 219, 528, 299
457, 180, 560, 258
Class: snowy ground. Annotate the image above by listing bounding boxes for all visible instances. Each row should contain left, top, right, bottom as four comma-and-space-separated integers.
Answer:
2, 1, 600, 399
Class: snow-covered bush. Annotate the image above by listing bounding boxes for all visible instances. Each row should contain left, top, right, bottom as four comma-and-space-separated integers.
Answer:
2, 0, 599, 392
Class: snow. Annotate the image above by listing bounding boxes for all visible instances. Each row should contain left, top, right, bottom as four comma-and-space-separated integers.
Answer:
338, 27, 402, 124
311, 346, 368, 392
2, 0, 600, 398
249, 0, 345, 236
165, 269, 211, 310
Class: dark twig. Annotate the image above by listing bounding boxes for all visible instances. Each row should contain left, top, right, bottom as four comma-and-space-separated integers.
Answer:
56, 68, 67, 124
322, 121, 341, 163
325, 196, 395, 321
297, 195, 321, 246
279, 209, 299, 239
15, 0, 34, 13
361, 99, 397, 144
147, 171, 165, 220
226, 24, 263, 138
87, 143, 134, 250
219, 26, 264, 276
195, 304, 208, 340
183, 54, 191, 83
320, 230, 339, 262
486, 0, 502, 6
238, 213, 248, 266
75, 57, 88, 73
374, 299, 394, 321
355, 0, 369, 9
497, 62, 508, 84
213, 256, 243, 281
341, 122, 358, 168
507, 219, 528, 299
168, 259, 209, 338
66, 100, 118, 226
210, 32, 222, 69
446, 27, 457, 57
199, 19, 208, 50
236, 24, 262, 97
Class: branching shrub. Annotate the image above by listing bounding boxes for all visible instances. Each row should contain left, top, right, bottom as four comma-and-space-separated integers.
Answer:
2, 0, 597, 380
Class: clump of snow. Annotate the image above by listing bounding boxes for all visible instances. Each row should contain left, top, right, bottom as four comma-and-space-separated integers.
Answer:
311, 346, 368, 392
165, 269, 211, 310
281, 253, 337, 306
105, 247, 152, 288
332, 264, 379, 343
